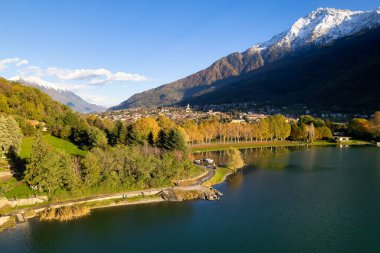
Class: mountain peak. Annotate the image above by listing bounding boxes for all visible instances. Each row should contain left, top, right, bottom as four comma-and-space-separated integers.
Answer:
13, 77, 106, 113
247, 7, 380, 52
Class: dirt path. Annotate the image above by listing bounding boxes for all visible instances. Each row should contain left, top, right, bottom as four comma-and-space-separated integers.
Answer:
8, 168, 216, 216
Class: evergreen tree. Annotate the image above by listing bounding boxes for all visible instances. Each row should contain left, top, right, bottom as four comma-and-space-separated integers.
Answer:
157, 129, 168, 149
167, 128, 187, 152
147, 131, 155, 146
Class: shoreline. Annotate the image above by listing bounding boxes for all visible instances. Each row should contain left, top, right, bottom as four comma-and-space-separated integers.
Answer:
0, 169, 222, 232
190, 140, 373, 152
1, 141, 373, 232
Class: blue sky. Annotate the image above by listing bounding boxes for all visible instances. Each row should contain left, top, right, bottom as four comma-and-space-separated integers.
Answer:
1, 0, 379, 106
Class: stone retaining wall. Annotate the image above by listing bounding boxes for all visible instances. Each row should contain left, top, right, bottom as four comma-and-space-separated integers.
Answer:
0, 196, 48, 208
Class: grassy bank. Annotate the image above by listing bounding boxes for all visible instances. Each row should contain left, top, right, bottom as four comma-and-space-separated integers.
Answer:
203, 167, 231, 187
40, 205, 91, 222
20, 135, 87, 159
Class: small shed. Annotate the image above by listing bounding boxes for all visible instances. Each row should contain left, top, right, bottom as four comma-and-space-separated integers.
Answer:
204, 158, 214, 164
335, 136, 351, 142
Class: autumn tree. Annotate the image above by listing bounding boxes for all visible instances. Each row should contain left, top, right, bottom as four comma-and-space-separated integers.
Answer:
133, 117, 160, 142
225, 147, 244, 171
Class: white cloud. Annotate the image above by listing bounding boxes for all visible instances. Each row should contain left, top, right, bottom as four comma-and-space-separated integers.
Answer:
16, 59, 28, 66
2, 57, 149, 107
0, 58, 28, 70
20, 66, 43, 76
44, 67, 148, 83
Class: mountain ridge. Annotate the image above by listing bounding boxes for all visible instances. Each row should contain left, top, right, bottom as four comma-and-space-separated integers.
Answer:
14, 78, 106, 113
111, 7, 380, 111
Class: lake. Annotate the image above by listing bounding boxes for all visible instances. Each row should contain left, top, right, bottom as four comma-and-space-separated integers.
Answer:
1, 146, 380, 253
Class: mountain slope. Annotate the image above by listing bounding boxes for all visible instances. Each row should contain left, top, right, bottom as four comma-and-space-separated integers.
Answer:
111, 7, 380, 110
187, 27, 380, 113
15, 78, 106, 113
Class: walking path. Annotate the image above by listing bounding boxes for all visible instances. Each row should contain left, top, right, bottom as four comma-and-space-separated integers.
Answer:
8, 168, 216, 217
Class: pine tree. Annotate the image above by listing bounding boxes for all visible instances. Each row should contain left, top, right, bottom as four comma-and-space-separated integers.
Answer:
147, 131, 155, 146
167, 129, 187, 152
157, 129, 168, 149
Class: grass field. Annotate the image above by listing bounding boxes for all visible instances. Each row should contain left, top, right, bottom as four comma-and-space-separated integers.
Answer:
20, 135, 87, 159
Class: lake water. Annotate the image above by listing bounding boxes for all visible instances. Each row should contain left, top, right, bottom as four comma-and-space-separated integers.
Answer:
1, 146, 380, 253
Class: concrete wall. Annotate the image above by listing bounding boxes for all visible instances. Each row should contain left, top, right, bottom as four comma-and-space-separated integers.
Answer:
0, 196, 48, 208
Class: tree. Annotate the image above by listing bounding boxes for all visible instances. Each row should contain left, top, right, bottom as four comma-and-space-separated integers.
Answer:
157, 129, 168, 149
109, 121, 126, 146
166, 128, 187, 152
88, 126, 108, 148
225, 147, 244, 171
133, 117, 160, 142
305, 123, 315, 142
24, 135, 74, 193
269, 115, 291, 140
0, 115, 23, 157
348, 118, 370, 138
147, 131, 155, 146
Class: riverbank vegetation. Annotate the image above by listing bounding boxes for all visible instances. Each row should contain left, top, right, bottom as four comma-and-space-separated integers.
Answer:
203, 168, 231, 187
40, 205, 91, 222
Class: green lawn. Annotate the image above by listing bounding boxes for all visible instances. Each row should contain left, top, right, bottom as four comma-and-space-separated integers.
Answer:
0, 177, 37, 199
203, 167, 231, 187
20, 135, 87, 159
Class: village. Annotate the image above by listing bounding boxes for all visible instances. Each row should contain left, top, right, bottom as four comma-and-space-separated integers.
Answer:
95, 103, 372, 125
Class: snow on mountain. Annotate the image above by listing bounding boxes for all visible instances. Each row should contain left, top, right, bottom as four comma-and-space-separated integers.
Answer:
12, 77, 106, 113
249, 7, 380, 52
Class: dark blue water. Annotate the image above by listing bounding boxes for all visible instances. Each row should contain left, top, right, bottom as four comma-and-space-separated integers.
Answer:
1, 146, 380, 253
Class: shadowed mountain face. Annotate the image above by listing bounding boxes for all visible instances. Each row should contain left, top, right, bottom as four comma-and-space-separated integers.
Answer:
111, 8, 380, 112
186, 28, 380, 113
17, 80, 106, 113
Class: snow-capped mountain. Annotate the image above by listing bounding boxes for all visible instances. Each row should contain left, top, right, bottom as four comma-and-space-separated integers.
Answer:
14, 77, 106, 113
111, 7, 380, 110
250, 7, 380, 52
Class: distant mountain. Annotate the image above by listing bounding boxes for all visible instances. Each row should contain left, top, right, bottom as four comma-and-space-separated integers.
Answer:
15, 78, 106, 113
111, 7, 380, 112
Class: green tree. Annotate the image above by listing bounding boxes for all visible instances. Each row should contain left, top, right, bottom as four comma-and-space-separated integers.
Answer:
157, 129, 168, 149
0, 115, 23, 157
24, 135, 74, 193
167, 128, 187, 152
147, 131, 155, 146
269, 115, 291, 140
88, 127, 108, 148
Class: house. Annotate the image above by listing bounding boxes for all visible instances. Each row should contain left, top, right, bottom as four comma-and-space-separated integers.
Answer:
231, 119, 245, 124
335, 136, 351, 142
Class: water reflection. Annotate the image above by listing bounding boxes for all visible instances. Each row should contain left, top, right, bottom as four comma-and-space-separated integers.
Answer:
194, 146, 337, 173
